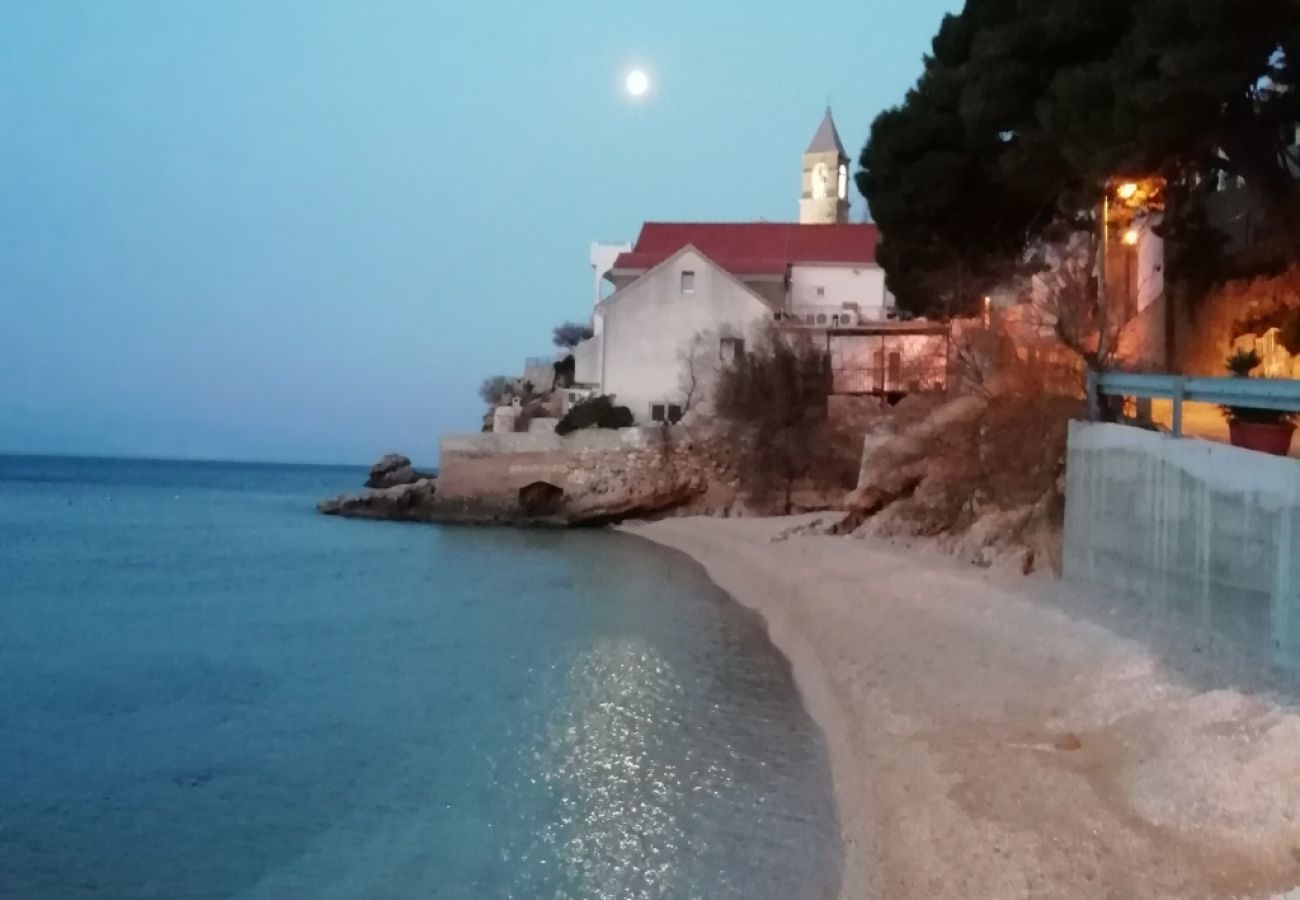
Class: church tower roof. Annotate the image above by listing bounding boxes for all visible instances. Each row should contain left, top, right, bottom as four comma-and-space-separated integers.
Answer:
806, 107, 847, 157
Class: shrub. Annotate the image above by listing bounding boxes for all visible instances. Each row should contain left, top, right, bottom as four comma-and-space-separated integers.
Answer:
1222, 348, 1294, 425
555, 395, 634, 435
1225, 348, 1261, 377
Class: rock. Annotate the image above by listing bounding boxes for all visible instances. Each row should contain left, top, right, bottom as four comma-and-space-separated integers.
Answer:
365, 453, 432, 489
367, 453, 410, 488
848, 395, 989, 511
318, 478, 437, 522
562, 477, 705, 525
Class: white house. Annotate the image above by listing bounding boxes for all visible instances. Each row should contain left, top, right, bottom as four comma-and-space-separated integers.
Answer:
575, 244, 772, 423
570, 109, 913, 423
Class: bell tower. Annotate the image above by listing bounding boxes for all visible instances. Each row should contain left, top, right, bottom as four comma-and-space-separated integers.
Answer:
800, 107, 850, 224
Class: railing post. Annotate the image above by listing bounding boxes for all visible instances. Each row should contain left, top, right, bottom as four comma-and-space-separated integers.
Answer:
1086, 368, 1100, 422
1171, 376, 1185, 438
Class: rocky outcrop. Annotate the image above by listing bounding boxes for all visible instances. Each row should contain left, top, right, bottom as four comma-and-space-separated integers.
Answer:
837, 392, 1071, 574
846, 394, 988, 520
317, 453, 438, 522
318, 478, 438, 522
365, 453, 433, 489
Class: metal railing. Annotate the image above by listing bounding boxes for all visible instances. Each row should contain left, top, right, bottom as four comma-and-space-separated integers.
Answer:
1089, 371, 1300, 437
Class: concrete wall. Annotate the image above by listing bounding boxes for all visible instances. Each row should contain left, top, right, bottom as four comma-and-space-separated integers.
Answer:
598, 248, 771, 422
1063, 421, 1300, 666
572, 334, 601, 386
790, 264, 891, 316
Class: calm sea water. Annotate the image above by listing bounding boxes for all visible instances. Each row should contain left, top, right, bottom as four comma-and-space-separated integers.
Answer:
0, 456, 840, 899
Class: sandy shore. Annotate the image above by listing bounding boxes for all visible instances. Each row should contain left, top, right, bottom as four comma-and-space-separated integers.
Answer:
621, 515, 1300, 900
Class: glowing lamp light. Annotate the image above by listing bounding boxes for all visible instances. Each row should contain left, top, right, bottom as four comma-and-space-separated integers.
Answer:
1122, 228, 1140, 246
1116, 182, 1139, 200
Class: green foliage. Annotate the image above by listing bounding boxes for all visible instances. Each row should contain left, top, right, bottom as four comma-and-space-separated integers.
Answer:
860, 0, 1300, 316
713, 328, 855, 512
552, 321, 595, 349
554, 395, 634, 436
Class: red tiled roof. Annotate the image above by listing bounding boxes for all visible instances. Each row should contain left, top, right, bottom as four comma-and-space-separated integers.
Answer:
612, 222, 879, 277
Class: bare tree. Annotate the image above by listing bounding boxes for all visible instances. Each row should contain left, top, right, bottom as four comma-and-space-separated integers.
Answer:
714, 326, 857, 513
676, 331, 719, 416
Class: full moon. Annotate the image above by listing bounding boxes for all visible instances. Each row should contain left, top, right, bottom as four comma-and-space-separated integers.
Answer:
625, 69, 650, 97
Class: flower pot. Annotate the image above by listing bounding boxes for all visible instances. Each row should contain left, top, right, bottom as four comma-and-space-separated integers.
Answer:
1228, 420, 1296, 456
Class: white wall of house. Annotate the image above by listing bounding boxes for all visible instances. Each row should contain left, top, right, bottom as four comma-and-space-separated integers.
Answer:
789, 264, 893, 320
1135, 214, 1165, 313
572, 331, 602, 386
597, 247, 772, 423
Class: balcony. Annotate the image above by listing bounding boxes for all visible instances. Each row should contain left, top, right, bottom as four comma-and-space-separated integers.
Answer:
775, 305, 890, 329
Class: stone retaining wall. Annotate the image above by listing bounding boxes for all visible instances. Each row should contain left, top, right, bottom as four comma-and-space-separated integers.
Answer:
434, 425, 739, 524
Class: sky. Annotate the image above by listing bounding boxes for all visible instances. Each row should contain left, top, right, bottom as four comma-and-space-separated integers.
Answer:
0, 0, 960, 465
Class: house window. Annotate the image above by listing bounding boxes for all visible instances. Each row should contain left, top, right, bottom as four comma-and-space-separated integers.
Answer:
720, 337, 745, 363
650, 403, 684, 424
816, 313, 827, 325
681, 270, 695, 293
815, 286, 826, 298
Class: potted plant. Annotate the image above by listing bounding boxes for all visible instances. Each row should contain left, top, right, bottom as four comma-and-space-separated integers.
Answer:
1222, 348, 1296, 456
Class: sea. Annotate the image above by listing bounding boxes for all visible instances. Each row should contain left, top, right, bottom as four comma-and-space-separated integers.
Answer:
0, 455, 841, 900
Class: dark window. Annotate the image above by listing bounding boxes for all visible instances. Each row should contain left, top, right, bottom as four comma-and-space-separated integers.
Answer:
680, 271, 695, 293
816, 313, 827, 325
650, 403, 666, 422
815, 286, 825, 297
667, 404, 683, 423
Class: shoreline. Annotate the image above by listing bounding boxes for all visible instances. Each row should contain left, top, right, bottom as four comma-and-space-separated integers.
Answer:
621, 515, 1300, 900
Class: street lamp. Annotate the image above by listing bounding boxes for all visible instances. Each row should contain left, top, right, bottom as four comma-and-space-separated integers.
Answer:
1122, 228, 1140, 246
1116, 182, 1139, 201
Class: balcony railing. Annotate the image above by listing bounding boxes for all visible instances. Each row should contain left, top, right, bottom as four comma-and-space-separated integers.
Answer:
777, 305, 890, 328
1089, 372, 1300, 437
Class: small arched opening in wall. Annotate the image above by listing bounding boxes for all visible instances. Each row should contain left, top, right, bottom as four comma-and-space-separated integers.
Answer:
518, 481, 565, 519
